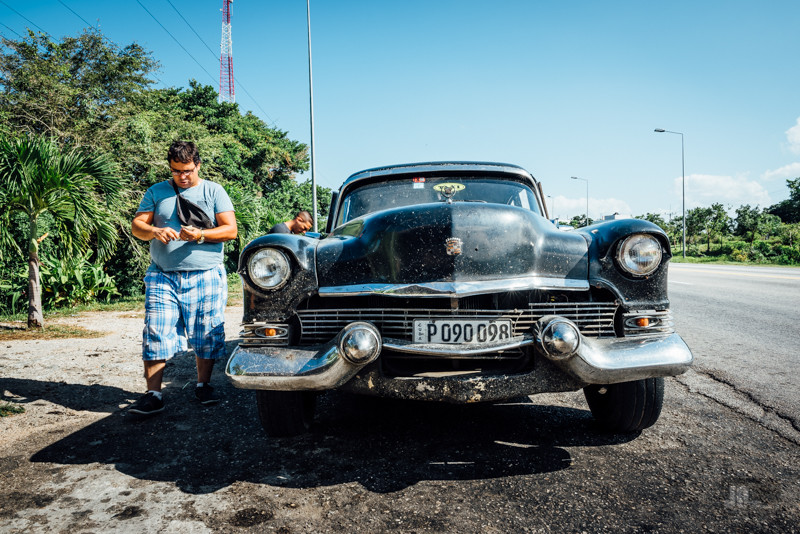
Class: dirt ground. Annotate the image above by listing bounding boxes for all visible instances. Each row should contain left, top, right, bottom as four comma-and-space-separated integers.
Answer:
1, 308, 799, 533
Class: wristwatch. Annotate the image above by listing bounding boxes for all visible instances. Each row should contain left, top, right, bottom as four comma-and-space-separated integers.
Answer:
197, 230, 205, 244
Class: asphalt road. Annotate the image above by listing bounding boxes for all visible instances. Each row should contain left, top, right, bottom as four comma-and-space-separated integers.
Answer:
669, 263, 800, 433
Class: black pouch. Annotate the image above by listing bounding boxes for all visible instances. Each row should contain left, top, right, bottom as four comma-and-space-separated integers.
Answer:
171, 180, 216, 229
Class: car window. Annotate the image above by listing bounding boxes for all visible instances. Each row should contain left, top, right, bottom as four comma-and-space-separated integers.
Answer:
338, 176, 540, 224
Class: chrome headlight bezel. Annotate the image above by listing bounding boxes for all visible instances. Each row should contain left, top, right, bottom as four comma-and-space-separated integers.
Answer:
615, 233, 663, 277
247, 248, 291, 290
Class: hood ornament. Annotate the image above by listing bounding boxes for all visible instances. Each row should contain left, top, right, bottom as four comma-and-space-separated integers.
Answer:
445, 237, 463, 256
433, 182, 465, 203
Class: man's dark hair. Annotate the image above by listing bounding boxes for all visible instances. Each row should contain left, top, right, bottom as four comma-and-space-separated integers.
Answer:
297, 210, 312, 223
167, 141, 201, 165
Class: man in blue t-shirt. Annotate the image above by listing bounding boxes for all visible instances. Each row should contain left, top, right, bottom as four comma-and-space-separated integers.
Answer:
129, 141, 237, 415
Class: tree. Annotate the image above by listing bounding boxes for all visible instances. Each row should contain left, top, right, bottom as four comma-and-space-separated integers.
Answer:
635, 213, 668, 232
0, 29, 158, 146
568, 214, 594, 228
767, 177, 800, 223
734, 204, 762, 242
756, 213, 781, 241
704, 203, 731, 252
1, 29, 313, 304
685, 207, 711, 249
0, 135, 122, 327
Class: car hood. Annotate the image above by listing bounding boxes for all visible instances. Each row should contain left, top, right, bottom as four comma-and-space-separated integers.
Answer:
315, 202, 588, 292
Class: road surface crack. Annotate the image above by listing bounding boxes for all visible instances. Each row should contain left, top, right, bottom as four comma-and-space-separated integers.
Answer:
675, 369, 800, 445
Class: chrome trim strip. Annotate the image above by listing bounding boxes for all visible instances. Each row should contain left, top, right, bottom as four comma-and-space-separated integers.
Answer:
319, 277, 589, 298
382, 335, 534, 356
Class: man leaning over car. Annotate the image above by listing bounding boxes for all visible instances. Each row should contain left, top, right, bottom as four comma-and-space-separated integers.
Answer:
269, 211, 313, 235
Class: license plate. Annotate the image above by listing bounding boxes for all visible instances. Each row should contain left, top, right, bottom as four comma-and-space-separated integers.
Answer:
413, 319, 513, 344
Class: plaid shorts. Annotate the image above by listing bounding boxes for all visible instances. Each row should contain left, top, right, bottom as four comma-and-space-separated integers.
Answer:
142, 264, 228, 361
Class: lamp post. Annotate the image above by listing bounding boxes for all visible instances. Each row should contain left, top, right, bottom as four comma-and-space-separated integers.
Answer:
654, 128, 685, 257
570, 176, 588, 226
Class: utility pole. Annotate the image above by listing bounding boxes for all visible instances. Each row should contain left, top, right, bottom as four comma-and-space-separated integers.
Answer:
219, 0, 235, 103
307, 0, 318, 232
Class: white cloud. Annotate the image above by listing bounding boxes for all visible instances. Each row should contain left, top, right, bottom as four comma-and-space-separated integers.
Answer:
761, 162, 800, 181
787, 117, 800, 154
681, 174, 771, 209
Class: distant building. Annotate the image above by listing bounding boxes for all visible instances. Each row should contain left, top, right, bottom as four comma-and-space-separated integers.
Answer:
602, 212, 631, 221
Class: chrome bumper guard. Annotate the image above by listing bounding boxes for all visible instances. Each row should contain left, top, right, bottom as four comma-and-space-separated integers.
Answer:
225, 318, 693, 391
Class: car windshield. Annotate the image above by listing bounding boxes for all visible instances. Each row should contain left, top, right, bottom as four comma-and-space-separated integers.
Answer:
338, 176, 541, 224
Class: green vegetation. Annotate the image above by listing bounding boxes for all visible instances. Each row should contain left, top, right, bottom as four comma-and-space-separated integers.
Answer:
635, 182, 800, 266
0, 29, 331, 324
0, 323, 106, 341
0, 136, 123, 327
0, 402, 25, 417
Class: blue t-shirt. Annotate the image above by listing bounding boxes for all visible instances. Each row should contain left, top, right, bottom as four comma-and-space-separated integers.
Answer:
137, 179, 235, 272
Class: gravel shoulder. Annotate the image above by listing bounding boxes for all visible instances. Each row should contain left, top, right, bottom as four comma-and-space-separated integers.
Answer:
1, 308, 799, 533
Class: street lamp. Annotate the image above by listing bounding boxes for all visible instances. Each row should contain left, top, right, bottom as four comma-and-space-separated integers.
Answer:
547, 194, 556, 222
654, 128, 685, 257
571, 176, 588, 226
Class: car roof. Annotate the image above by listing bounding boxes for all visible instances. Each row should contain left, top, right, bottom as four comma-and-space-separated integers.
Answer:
338, 161, 539, 192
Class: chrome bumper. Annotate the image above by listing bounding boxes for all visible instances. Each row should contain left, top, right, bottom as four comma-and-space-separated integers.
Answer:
566, 332, 693, 383
225, 319, 693, 394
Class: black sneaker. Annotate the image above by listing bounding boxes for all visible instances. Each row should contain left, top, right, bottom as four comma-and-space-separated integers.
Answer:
129, 392, 164, 415
195, 383, 220, 406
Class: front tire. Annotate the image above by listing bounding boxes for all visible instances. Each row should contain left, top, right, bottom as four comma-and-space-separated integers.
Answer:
584, 377, 664, 432
256, 390, 316, 437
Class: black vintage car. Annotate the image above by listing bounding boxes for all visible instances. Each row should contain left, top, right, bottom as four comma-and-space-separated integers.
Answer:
226, 162, 693, 436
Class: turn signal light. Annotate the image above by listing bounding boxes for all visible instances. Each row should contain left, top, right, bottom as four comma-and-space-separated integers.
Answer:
636, 318, 650, 328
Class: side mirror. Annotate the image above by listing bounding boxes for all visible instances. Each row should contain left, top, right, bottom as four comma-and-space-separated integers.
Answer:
304, 231, 322, 239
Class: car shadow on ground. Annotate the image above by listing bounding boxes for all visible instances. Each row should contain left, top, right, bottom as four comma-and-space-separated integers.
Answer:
10, 375, 637, 495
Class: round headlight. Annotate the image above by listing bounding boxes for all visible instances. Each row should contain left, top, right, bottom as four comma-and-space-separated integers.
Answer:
247, 248, 291, 290
616, 234, 663, 276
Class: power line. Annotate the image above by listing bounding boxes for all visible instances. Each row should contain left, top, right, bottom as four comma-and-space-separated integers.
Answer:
233, 80, 277, 126
164, 0, 217, 59
0, 21, 23, 38
161, 0, 276, 125
0, 0, 47, 34
57, 0, 94, 29
135, 0, 216, 85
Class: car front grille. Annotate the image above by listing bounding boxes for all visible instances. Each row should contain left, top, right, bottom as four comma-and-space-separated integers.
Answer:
296, 302, 618, 344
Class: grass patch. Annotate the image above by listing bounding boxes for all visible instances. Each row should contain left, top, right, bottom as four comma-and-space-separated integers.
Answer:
0, 275, 242, 340
670, 256, 746, 265
227, 272, 243, 306
0, 295, 145, 323
0, 323, 106, 341
0, 402, 26, 417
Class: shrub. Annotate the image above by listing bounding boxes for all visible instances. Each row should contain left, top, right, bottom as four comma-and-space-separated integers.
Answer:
39, 251, 120, 308
774, 245, 800, 265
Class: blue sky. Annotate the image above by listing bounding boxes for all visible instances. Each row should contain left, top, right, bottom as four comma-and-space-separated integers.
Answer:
3, 0, 800, 221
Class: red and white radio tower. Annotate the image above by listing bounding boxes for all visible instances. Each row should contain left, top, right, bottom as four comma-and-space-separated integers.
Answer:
218, 0, 235, 103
